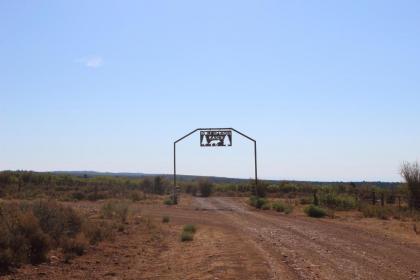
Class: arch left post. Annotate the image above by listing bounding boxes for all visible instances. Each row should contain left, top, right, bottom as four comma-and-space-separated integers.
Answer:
173, 142, 178, 204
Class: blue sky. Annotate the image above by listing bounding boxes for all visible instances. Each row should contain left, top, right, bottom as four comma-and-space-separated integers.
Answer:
1, 1, 419, 181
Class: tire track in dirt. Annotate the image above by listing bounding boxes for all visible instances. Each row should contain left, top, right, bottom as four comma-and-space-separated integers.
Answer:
193, 197, 298, 280
195, 197, 420, 280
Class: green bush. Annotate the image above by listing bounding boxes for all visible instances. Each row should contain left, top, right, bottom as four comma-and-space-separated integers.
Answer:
304, 205, 327, 218
181, 231, 194, 242
183, 224, 197, 234
249, 196, 268, 209
272, 201, 286, 212
272, 201, 294, 214
181, 224, 197, 242
162, 216, 170, 223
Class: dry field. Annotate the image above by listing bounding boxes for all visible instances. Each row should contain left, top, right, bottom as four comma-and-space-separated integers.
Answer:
3, 196, 420, 280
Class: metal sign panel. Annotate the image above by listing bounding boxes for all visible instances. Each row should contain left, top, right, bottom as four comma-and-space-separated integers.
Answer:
200, 130, 232, 147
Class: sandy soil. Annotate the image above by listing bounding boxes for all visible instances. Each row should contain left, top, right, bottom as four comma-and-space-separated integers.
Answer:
4, 197, 420, 280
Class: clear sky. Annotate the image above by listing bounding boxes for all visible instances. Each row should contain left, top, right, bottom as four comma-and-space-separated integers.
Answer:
1, 1, 419, 182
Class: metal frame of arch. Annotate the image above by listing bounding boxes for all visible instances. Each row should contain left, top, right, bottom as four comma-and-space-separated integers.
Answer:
173, 128, 258, 203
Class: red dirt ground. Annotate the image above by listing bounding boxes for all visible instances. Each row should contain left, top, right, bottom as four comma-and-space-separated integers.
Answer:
4, 197, 420, 280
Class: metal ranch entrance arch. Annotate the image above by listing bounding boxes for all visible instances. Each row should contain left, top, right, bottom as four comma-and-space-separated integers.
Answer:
173, 128, 258, 203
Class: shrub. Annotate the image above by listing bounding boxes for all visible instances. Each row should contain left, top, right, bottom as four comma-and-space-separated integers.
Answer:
249, 196, 268, 209
61, 233, 88, 257
304, 205, 327, 218
82, 220, 113, 245
273, 201, 294, 214
181, 231, 194, 242
130, 191, 143, 202
185, 183, 198, 196
32, 200, 82, 243
199, 180, 213, 197
401, 162, 420, 209
0, 199, 115, 272
162, 216, 170, 223
183, 224, 197, 234
272, 201, 286, 212
153, 176, 165, 195
101, 200, 129, 223
0, 203, 50, 273
17, 211, 50, 264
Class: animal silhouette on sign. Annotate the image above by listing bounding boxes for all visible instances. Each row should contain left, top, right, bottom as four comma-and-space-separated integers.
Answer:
208, 138, 224, 146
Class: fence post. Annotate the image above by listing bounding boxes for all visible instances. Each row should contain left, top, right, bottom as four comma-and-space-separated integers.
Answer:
372, 191, 376, 205
381, 193, 385, 207
398, 196, 401, 209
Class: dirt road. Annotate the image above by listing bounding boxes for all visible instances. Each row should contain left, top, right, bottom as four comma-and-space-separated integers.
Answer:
143, 197, 420, 280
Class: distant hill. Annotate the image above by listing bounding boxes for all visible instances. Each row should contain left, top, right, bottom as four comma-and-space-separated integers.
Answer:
49, 171, 401, 188
52, 171, 146, 178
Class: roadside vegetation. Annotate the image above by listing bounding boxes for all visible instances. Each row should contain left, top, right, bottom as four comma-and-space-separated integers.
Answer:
0, 200, 120, 274
243, 161, 420, 220
1, 161, 420, 224
0, 171, 169, 201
